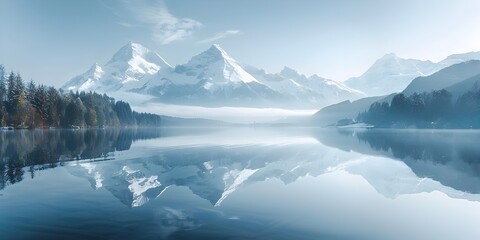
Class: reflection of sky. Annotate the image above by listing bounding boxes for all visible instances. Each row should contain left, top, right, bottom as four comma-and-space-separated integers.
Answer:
1, 129, 480, 239
221, 170, 480, 240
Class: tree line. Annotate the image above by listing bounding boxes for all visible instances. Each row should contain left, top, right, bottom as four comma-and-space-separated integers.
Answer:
357, 88, 480, 128
0, 65, 161, 128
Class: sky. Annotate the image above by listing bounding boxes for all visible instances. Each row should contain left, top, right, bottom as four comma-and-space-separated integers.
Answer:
1, 0, 480, 87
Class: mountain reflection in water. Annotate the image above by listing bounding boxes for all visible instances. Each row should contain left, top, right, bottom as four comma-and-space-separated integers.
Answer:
2, 128, 480, 206
1, 127, 480, 239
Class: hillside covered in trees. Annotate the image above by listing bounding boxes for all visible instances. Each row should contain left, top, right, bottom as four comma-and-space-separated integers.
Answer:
357, 89, 480, 128
0, 65, 160, 128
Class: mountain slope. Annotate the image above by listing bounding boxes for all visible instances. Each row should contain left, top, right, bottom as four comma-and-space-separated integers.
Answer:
439, 52, 480, 66
311, 95, 390, 126
403, 60, 480, 95
64, 63, 105, 92
445, 74, 480, 98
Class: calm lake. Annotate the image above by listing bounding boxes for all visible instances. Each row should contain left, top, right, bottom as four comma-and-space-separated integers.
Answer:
1, 128, 480, 239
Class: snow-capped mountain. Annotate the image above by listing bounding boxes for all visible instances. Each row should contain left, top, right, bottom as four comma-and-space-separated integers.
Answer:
346, 52, 480, 96
245, 66, 366, 105
134, 44, 282, 107
345, 53, 439, 96
63, 42, 171, 92
63, 42, 365, 108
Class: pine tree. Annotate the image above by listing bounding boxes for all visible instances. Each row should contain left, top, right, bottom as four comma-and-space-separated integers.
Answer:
65, 97, 85, 127
30, 84, 51, 127
114, 101, 135, 126
5, 72, 16, 118
46, 87, 61, 126
0, 65, 5, 100
5, 73, 29, 126
26, 80, 36, 103
0, 65, 6, 125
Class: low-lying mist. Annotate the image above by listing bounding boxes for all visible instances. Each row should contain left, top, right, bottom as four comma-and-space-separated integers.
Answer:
132, 102, 317, 124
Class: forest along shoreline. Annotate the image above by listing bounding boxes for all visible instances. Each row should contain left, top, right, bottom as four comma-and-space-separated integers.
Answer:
0, 65, 161, 130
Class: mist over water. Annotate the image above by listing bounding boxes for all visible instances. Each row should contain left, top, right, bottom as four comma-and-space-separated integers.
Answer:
106, 91, 317, 124
136, 102, 317, 124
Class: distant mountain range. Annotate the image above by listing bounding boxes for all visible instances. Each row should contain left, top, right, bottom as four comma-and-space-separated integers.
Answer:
63, 42, 480, 110
314, 59, 480, 126
63, 42, 365, 108
245, 65, 364, 107
345, 52, 480, 96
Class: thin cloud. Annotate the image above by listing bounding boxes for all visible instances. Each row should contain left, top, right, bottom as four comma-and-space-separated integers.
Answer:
198, 30, 241, 44
117, 22, 139, 28
105, 0, 202, 44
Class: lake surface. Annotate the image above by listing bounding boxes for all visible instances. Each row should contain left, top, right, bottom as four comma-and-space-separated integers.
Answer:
1, 128, 480, 239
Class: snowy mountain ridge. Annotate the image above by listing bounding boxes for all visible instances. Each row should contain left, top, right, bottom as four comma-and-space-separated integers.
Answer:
63, 42, 365, 108
245, 65, 365, 104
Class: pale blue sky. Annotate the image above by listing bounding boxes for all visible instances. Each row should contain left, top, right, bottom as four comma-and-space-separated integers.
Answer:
1, 0, 480, 87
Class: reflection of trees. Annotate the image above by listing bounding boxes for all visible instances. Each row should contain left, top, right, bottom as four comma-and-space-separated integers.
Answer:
354, 130, 480, 193
313, 128, 480, 193
356, 130, 445, 163
0, 128, 162, 190
355, 130, 477, 165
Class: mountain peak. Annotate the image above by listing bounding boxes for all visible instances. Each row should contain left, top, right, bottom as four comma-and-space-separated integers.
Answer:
186, 44, 235, 66
367, 53, 410, 70
108, 42, 150, 63
63, 42, 171, 93
106, 42, 171, 70
87, 63, 103, 76
178, 44, 259, 84
280, 66, 301, 78
211, 43, 223, 50
379, 53, 400, 61
128, 42, 149, 54
124, 41, 139, 48
203, 44, 230, 59
89, 62, 101, 70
